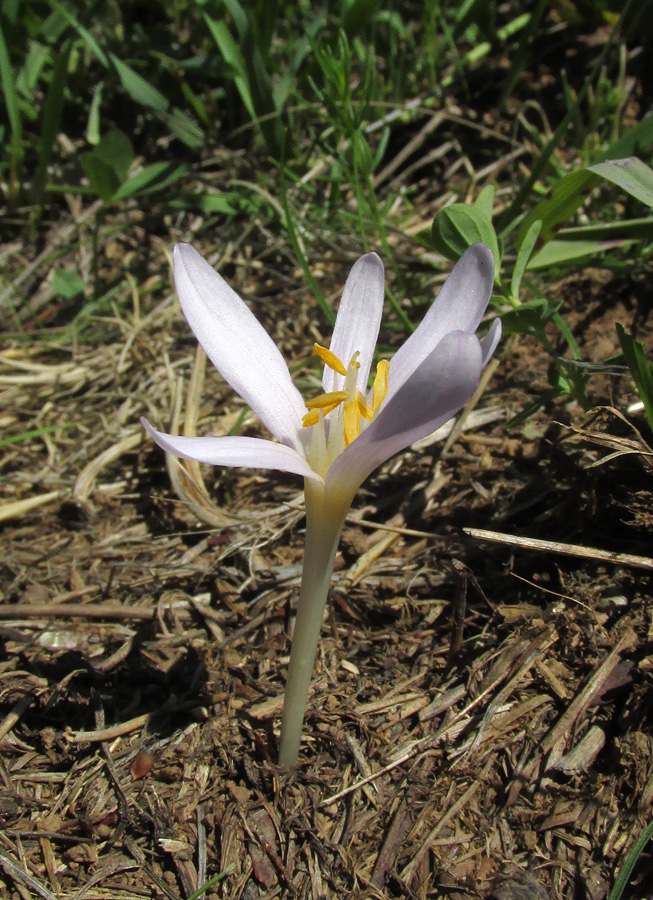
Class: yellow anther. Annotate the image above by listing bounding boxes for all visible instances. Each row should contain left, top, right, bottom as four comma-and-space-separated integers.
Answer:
305, 390, 348, 410
343, 399, 361, 446
372, 359, 389, 411
356, 389, 374, 421
314, 343, 347, 377
302, 409, 321, 428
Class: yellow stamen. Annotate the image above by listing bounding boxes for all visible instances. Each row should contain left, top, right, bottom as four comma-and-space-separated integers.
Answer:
305, 390, 348, 410
372, 359, 389, 411
314, 343, 347, 377
343, 399, 361, 446
302, 409, 321, 427
356, 389, 374, 421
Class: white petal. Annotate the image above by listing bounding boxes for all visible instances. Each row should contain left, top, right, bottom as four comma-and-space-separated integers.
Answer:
142, 419, 322, 482
386, 244, 494, 402
326, 331, 483, 495
323, 253, 385, 394
481, 318, 502, 367
174, 244, 306, 451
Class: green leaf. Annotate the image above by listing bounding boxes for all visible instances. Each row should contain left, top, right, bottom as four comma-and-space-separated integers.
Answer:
48, 0, 109, 67
80, 154, 119, 202
588, 157, 653, 209
431, 202, 500, 270
51, 269, 85, 299
80, 130, 133, 201
616, 324, 653, 429
519, 169, 594, 244
109, 53, 169, 111
161, 108, 205, 149
474, 184, 495, 220
500, 297, 563, 336
97, 130, 134, 183
527, 237, 637, 269
511, 220, 541, 300
204, 15, 255, 119
113, 161, 189, 200
86, 82, 104, 145
597, 112, 653, 162
0, 21, 23, 167
520, 156, 653, 247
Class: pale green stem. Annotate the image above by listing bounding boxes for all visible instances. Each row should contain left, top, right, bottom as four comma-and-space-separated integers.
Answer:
278, 478, 351, 767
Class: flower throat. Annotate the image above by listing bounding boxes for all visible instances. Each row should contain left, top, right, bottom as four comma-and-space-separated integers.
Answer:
301, 343, 389, 478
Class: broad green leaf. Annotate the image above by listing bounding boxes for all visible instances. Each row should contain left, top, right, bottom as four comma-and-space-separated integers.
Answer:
94, 130, 133, 183
588, 157, 653, 209
527, 237, 637, 269
80, 130, 133, 201
432, 202, 500, 270
500, 297, 563, 336
519, 169, 593, 244
52, 269, 85, 299
80, 154, 119, 202
598, 112, 653, 161
109, 53, 169, 111
474, 184, 495, 220
520, 156, 653, 245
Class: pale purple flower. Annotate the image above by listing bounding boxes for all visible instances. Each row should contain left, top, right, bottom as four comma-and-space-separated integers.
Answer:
143, 243, 500, 505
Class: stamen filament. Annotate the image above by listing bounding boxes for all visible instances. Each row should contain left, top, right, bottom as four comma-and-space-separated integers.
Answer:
314, 343, 347, 376
372, 359, 390, 411
343, 399, 361, 446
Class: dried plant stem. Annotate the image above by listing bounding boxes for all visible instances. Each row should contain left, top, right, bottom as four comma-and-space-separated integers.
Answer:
278, 480, 349, 767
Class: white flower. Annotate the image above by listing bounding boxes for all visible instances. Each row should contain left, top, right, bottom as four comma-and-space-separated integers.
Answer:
143, 241, 500, 766
143, 243, 500, 508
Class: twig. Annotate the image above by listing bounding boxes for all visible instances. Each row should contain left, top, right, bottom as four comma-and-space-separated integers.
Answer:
0, 851, 58, 900
0, 696, 34, 742
463, 528, 653, 572
0, 491, 60, 523
0, 603, 154, 620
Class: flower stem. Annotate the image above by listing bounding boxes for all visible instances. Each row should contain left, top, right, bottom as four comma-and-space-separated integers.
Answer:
278, 479, 349, 767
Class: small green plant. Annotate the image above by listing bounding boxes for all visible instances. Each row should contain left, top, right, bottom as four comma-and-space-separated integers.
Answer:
430, 154, 653, 422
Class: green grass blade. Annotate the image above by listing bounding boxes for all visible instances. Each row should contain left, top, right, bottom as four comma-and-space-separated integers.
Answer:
109, 53, 169, 111
608, 818, 653, 900
0, 20, 23, 179
33, 40, 71, 202
47, 0, 108, 67
616, 324, 653, 430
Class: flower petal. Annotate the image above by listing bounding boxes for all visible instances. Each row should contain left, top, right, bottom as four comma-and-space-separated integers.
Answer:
142, 419, 322, 482
323, 253, 385, 395
385, 243, 494, 402
326, 331, 483, 496
174, 243, 306, 451
480, 317, 502, 367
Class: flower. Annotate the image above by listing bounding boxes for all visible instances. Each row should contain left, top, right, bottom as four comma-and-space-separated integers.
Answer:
143, 243, 500, 508
143, 242, 500, 765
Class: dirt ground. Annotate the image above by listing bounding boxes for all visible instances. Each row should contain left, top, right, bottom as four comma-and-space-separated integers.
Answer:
1, 227, 653, 900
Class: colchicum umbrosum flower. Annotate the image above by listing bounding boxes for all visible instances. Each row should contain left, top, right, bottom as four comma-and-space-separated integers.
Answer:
143, 242, 500, 766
